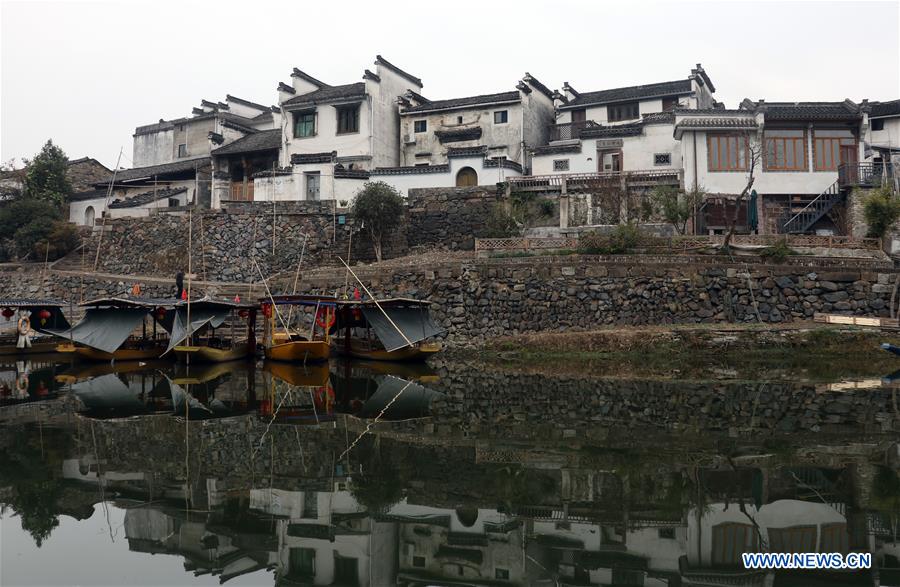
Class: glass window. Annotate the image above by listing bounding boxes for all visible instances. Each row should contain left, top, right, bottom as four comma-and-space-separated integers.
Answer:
177, 144, 187, 158
707, 134, 748, 172
493, 110, 508, 124
293, 111, 315, 138
872, 119, 885, 131
608, 102, 640, 122
414, 120, 427, 133
813, 130, 856, 171
764, 129, 806, 171
336, 105, 359, 134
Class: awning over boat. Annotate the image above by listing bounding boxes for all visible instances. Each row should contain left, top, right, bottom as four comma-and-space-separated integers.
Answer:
361, 306, 444, 352
48, 308, 149, 354
359, 375, 443, 419
72, 374, 143, 410
163, 307, 229, 355
0, 301, 72, 334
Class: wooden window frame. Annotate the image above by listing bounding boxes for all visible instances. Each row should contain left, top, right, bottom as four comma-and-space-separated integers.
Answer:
336, 104, 360, 135
707, 133, 749, 172
764, 129, 807, 172
813, 131, 857, 171
413, 120, 427, 133
608, 102, 640, 122
293, 111, 316, 138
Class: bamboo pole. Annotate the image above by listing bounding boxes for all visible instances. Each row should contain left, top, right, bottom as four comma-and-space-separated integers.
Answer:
338, 257, 413, 348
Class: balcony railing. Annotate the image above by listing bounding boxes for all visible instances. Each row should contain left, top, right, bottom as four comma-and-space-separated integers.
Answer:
230, 182, 254, 201
838, 162, 894, 188
508, 170, 682, 192
549, 120, 601, 141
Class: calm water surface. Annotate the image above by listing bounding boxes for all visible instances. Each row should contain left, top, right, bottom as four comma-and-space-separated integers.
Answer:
1, 355, 899, 586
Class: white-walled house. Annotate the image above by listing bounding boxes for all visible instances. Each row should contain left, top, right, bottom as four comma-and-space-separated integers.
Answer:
867, 99, 900, 168
676, 99, 870, 234
254, 55, 424, 204
530, 65, 716, 177
397, 73, 555, 174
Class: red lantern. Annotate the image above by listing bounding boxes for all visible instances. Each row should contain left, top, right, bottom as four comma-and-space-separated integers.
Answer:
154, 307, 167, 321
2, 308, 14, 321
261, 304, 272, 318
181, 290, 188, 301
233, 294, 241, 303
238, 309, 249, 318
37, 309, 51, 326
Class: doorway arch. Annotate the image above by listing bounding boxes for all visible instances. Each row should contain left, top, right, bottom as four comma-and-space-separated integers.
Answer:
84, 206, 95, 227
455, 167, 477, 187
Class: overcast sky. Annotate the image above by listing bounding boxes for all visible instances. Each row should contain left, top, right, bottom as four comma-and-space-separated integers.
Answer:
2, 0, 899, 169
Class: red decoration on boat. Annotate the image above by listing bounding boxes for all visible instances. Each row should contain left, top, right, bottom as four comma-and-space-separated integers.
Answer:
234, 294, 241, 303
37, 309, 51, 320
238, 309, 249, 318
154, 307, 167, 321
261, 304, 272, 318
2, 308, 14, 321
353, 287, 361, 300
181, 290, 188, 301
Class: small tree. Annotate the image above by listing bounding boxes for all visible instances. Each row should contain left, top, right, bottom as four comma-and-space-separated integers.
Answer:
351, 181, 405, 262
722, 132, 763, 252
24, 140, 71, 206
651, 186, 706, 235
862, 186, 900, 238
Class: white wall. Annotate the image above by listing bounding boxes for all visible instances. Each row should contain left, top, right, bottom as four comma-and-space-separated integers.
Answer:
282, 101, 374, 168
558, 96, 690, 126
401, 102, 525, 166
68, 196, 107, 226
106, 190, 189, 219
133, 128, 174, 168
682, 129, 840, 195
371, 155, 522, 197
870, 117, 900, 151
532, 122, 681, 175
370, 62, 422, 168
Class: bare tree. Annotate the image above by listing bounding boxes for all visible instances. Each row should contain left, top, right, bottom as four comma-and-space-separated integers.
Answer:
721, 131, 763, 253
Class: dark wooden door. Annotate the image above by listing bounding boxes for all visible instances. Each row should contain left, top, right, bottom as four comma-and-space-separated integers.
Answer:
840, 145, 858, 184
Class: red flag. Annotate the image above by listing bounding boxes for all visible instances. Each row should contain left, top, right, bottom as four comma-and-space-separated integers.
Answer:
181, 290, 188, 301
353, 287, 361, 300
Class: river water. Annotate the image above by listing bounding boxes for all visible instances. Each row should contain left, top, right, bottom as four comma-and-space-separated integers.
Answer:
0, 354, 898, 586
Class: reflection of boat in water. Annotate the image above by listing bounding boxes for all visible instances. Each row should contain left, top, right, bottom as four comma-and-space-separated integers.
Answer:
333, 358, 439, 384
333, 298, 443, 361
330, 364, 444, 420
168, 298, 256, 363
261, 295, 336, 363
57, 360, 171, 384
0, 299, 71, 355
51, 297, 174, 361
262, 360, 334, 423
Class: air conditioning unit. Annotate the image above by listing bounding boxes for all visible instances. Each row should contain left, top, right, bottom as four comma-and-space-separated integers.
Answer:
403, 134, 415, 144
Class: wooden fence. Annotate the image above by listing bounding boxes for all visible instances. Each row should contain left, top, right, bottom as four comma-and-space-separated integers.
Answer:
474, 237, 579, 252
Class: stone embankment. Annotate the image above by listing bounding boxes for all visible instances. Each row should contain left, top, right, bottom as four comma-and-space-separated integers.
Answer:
2, 252, 899, 345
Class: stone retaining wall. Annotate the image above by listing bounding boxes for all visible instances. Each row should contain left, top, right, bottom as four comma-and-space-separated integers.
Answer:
3, 255, 898, 344
406, 186, 502, 251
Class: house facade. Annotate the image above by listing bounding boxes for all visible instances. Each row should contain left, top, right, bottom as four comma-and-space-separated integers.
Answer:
241, 55, 424, 204
531, 64, 716, 177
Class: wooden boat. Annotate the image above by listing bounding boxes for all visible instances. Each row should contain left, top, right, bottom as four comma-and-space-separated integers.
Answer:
46, 297, 174, 362
333, 298, 444, 362
166, 298, 257, 363
0, 299, 71, 355
260, 295, 337, 364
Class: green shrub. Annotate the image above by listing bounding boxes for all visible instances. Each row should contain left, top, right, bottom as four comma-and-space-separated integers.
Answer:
539, 199, 556, 218
0, 198, 72, 261
578, 222, 644, 254
862, 186, 900, 238
758, 239, 796, 263
482, 204, 520, 238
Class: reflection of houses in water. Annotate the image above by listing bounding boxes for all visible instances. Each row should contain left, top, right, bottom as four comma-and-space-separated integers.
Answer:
251, 485, 397, 586
387, 505, 523, 586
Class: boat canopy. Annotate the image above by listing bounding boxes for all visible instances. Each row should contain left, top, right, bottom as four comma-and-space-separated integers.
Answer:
358, 302, 444, 352
48, 307, 150, 353
261, 294, 339, 306
164, 304, 231, 355
81, 297, 177, 308
0, 299, 71, 333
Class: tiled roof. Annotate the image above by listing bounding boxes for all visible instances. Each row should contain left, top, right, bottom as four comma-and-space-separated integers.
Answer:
435, 127, 483, 143
532, 143, 583, 156
371, 164, 450, 176
226, 94, 270, 112
334, 167, 370, 179
98, 157, 209, 185
282, 82, 366, 109
70, 189, 109, 201
401, 91, 520, 114
675, 117, 757, 128
752, 101, 861, 120
291, 152, 336, 164
871, 99, 900, 118
67, 157, 111, 171
483, 157, 523, 173
561, 79, 692, 110
446, 146, 487, 158
108, 187, 187, 209
522, 73, 553, 100
211, 129, 281, 157
580, 122, 644, 138
375, 55, 422, 87
642, 111, 676, 124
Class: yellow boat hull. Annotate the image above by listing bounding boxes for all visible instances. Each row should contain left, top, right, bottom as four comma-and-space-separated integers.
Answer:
336, 339, 441, 362
0, 341, 65, 356
265, 340, 330, 362
173, 343, 250, 363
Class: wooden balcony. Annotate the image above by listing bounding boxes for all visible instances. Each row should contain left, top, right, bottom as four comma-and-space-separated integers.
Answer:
838, 162, 894, 188
549, 120, 601, 141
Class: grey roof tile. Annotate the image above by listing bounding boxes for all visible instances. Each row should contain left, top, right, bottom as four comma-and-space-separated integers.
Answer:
108, 187, 187, 209
562, 79, 692, 109
211, 129, 281, 157
98, 157, 209, 185
871, 99, 900, 117
401, 91, 520, 114
282, 82, 366, 109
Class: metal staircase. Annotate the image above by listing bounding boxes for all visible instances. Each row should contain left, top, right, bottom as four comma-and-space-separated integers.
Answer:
779, 180, 844, 234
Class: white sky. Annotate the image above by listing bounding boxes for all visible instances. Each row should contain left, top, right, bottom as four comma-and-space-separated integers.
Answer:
2, 0, 899, 169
